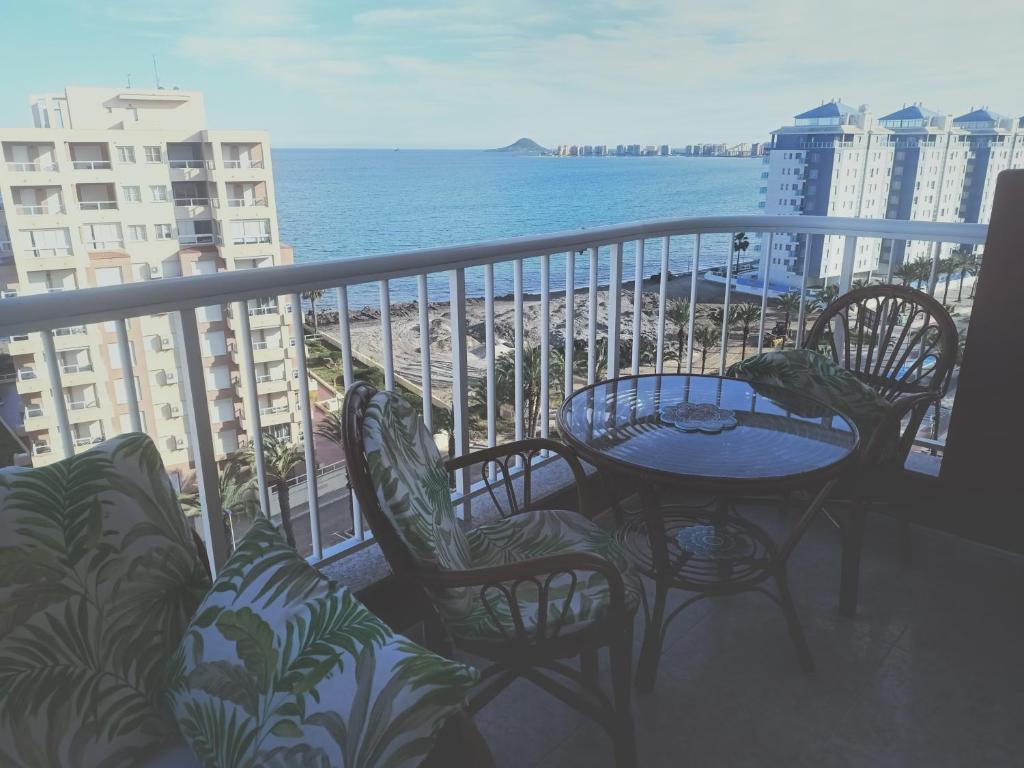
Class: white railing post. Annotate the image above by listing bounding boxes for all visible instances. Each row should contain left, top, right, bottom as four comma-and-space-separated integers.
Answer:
235, 303, 270, 517
448, 268, 471, 522
378, 280, 394, 391
631, 239, 645, 375
484, 264, 497, 462
687, 236, 700, 373
41, 330, 73, 457
719, 235, 736, 373
513, 259, 525, 453
539, 254, 550, 439
758, 235, 773, 354
839, 236, 857, 293
114, 318, 143, 433
175, 309, 230, 572
607, 242, 623, 378
417, 274, 432, 432
927, 241, 942, 296
291, 294, 322, 560
563, 250, 575, 398
796, 234, 812, 348
656, 236, 670, 374
587, 246, 599, 384
334, 285, 361, 540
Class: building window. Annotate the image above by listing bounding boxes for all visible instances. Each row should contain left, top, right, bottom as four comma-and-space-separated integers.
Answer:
150, 185, 169, 202
127, 225, 147, 242
116, 146, 136, 164
121, 185, 141, 203
154, 224, 173, 240
144, 146, 163, 163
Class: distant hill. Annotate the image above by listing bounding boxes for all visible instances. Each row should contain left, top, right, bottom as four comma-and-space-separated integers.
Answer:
487, 137, 550, 155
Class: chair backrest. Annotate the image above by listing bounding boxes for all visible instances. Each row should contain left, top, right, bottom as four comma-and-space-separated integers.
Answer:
803, 284, 958, 401
343, 382, 471, 577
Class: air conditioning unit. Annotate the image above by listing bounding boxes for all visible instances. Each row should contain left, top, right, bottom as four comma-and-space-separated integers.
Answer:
174, 437, 187, 451
149, 266, 162, 279
164, 370, 178, 384
160, 336, 174, 351
169, 405, 182, 418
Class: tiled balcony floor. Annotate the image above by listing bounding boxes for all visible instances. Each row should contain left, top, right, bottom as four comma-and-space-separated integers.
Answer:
472, 504, 1024, 767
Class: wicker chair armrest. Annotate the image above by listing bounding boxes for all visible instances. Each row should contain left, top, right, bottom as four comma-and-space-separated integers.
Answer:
444, 438, 590, 517
863, 390, 940, 466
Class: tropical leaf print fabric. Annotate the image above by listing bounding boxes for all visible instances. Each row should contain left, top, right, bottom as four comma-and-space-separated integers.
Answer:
361, 392, 640, 643
728, 348, 895, 457
168, 516, 479, 768
0, 433, 211, 768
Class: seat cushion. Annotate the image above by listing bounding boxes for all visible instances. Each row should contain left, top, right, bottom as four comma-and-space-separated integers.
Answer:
727, 348, 897, 459
361, 391, 472, 572
168, 516, 479, 768
439, 510, 642, 642
0, 433, 211, 767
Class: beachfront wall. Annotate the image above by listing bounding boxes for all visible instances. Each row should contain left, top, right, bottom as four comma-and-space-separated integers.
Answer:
0, 214, 987, 573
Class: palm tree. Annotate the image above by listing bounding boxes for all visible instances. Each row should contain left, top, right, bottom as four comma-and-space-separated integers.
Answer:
178, 459, 257, 551
303, 288, 326, 336
692, 323, 719, 374
819, 284, 840, 307
910, 256, 933, 290
954, 251, 979, 302
938, 256, 958, 304
732, 303, 761, 360
732, 232, 750, 276
315, 407, 343, 448
775, 292, 802, 346
892, 263, 917, 286
665, 298, 692, 374
471, 342, 565, 439
237, 433, 305, 549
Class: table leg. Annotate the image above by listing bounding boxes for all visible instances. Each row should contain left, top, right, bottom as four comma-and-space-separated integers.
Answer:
775, 566, 815, 673
838, 502, 867, 617
635, 485, 670, 693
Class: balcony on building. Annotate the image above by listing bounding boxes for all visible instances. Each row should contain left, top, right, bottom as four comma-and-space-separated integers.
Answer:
67, 143, 112, 170
25, 268, 76, 295
65, 384, 99, 419
172, 181, 216, 208
176, 219, 217, 246
58, 347, 93, 376
221, 142, 265, 170
229, 218, 271, 245
225, 181, 268, 208
76, 183, 118, 211
22, 227, 74, 260
2, 141, 58, 172
80, 222, 123, 251
10, 186, 64, 216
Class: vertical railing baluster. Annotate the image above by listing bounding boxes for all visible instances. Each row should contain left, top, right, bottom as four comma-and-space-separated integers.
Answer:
41, 330, 73, 457
927, 241, 942, 296
484, 264, 497, 481
839, 236, 857, 293
796, 234, 811, 348
588, 246, 599, 384
448, 268, 471, 522
719, 234, 735, 373
417, 274, 432, 432
564, 250, 575, 398
631, 239, 645, 375
608, 242, 623, 378
378, 279, 394, 391
539, 253, 550, 440
335, 285, 362, 541
656, 236, 669, 374
114, 318, 143, 433
758, 235, 773, 354
292, 293, 321, 560
236, 303, 270, 517
687, 235, 700, 373
886, 240, 898, 284
176, 309, 230, 572
513, 259, 524, 452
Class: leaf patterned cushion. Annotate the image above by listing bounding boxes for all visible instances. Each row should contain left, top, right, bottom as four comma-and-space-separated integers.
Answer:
456, 510, 642, 641
727, 348, 897, 460
361, 392, 473, 572
167, 516, 479, 768
0, 433, 211, 768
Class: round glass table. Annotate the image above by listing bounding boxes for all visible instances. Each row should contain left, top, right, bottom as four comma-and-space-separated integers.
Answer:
557, 374, 859, 689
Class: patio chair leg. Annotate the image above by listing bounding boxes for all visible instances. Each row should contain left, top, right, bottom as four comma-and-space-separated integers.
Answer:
776, 568, 815, 673
635, 580, 668, 693
611, 623, 638, 768
838, 504, 867, 618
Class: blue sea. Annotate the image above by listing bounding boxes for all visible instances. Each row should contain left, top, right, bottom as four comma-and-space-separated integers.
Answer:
272, 149, 762, 307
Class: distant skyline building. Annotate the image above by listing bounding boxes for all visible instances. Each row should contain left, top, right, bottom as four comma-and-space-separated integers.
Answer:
0, 87, 303, 480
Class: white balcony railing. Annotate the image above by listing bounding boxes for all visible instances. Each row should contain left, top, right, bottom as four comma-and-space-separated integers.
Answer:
0, 214, 989, 572
259, 404, 289, 415
24, 405, 43, 419
61, 362, 94, 375
16, 204, 63, 215
231, 235, 272, 245
17, 369, 38, 381
179, 234, 218, 246
7, 162, 58, 172
223, 159, 264, 169
32, 443, 52, 456
67, 400, 98, 411
28, 247, 73, 258
175, 197, 213, 207
169, 160, 211, 169
227, 198, 267, 208
73, 435, 104, 447
72, 160, 112, 170
84, 240, 123, 250
78, 201, 118, 211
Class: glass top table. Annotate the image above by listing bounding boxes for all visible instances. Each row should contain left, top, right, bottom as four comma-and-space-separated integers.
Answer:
557, 374, 858, 490
557, 374, 861, 690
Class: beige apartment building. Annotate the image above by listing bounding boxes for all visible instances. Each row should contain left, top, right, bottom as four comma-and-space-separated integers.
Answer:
0, 86, 306, 486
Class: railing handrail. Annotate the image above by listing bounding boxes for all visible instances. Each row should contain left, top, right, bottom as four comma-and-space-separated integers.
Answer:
0, 214, 989, 335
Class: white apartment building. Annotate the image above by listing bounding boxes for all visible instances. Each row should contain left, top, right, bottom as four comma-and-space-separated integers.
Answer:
0, 86, 307, 484
953, 108, 1024, 227
758, 101, 893, 291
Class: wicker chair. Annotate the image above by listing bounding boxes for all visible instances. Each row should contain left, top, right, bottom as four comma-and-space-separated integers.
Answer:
803, 284, 958, 614
343, 382, 639, 768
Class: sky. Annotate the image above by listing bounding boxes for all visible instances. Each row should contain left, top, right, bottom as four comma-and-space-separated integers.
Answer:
1, 0, 1022, 149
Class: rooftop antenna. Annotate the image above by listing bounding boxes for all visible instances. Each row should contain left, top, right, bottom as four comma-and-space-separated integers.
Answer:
152, 55, 161, 89
126, 73, 132, 88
